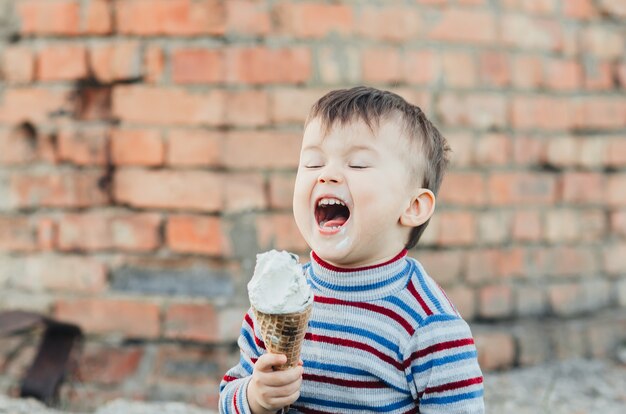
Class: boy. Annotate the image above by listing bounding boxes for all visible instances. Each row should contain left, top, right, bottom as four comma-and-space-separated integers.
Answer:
220, 87, 484, 413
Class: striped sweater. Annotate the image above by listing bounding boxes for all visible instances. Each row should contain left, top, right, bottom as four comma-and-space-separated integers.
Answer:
220, 250, 484, 413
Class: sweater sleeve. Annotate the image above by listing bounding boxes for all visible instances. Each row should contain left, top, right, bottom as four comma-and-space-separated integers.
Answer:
219, 308, 265, 414
403, 314, 484, 414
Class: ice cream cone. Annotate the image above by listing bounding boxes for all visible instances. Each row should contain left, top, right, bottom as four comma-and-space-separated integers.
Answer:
253, 303, 312, 369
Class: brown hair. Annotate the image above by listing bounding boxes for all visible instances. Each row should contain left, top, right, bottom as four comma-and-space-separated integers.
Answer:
306, 86, 450, 249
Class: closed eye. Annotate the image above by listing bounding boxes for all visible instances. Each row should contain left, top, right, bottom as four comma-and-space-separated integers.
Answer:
348, 165, 369, 169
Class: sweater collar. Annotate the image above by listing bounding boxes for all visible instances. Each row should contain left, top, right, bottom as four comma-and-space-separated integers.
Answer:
306, 250, 411, 301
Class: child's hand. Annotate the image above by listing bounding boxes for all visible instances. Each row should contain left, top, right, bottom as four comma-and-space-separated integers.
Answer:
247, 353, 303, 414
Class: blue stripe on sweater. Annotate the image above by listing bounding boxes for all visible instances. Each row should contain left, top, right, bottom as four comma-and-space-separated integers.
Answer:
298, 395, 415, 412
383, 296, 424, 325
240, 356, 254, 375
309, 320, 400, 355
241, 327, 256, 352
308, 262, 410, 292
413, 260, 445, 314
410, 351, 478, 375
421, 389, 484, 405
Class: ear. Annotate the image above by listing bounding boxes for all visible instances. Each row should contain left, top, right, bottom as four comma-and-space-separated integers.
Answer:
400, 189, 436, 228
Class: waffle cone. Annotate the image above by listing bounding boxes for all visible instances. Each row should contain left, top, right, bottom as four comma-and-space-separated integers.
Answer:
253, 304, 312, 370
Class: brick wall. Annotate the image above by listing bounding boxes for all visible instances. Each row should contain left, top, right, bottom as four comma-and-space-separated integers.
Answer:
0, 0, 625, 410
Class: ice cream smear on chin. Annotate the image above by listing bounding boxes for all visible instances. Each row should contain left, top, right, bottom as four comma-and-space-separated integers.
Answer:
248, 250, 313, 314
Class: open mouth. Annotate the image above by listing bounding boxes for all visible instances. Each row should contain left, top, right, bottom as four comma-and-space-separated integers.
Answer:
315, 197, 350, 231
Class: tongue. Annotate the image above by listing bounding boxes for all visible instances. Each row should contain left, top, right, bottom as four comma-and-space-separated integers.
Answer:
322, 216, 347, 228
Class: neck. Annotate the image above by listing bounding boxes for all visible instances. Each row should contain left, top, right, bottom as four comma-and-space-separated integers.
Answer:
311, 249, 408, 273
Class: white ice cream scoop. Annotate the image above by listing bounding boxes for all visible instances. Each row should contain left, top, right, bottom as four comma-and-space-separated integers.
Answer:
247, 250, 313, 314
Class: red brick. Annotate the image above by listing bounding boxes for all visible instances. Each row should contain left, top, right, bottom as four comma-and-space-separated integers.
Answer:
225, 173, 266, 212
226, 47, 311, 85
513, 135, 543, 166
166, 215, 229, 255
116, 0, 225, 36
617, 62, 626, 89
362, 48, 401, 83
54, 298, 160, 338
411, 250, 463, 287
544, 58, 583, 90
74, 86, 112, 121
402, 50, 439, 85
144, 46, 165, 84
0, 125, 38, 165
515, 285, 547, 316
475, 332, 515, 371
547, 246, 598, 278
437, 211, 476, 246
479, 51, 511, 87
224, 90, 270, 127
506, 0, 558, 14
11, 255, 107, 293
275, 2, 353, 38
560, 172, 605, 204
604, 244, 626, 275
83, 0, 113, 34
111, 128, 164, 166
270, 88, 328, 124
608, 174, 626, 207
579, 136, 608, 168
479, 285, 513, 318
437, 93, 507, 129
542, 135, 579, 167
511, 96, 574, 130
611, 210, 626, 238
512, 210, 542, 242
581, 26, 624, 59
501, 15, 562, 51
444, 285, 475, 320
575, 97, 625, 130
78, 346, 143, 385
269, 173, 296, 210
114, 169, 223, 212
511, 54, 543, 88
112, 86, 225, 126
584, 60, 613, 90
317, 46, 361, 85
446, 133, 473, 167
58, 212, 161, 252
10, 171, 109, 208
164, 303, 218, 342
89, 42, 141, 83
357, 6, 421, 42
563, 0, 596, 19
438, 172, 485, 206
17, 0, 80, 35
226, 0, 271, 36
478, 211, 512, 245
428, 9, 496, 44
0, 216, 37, 252
223, 131, 301, 169
167, 129, 223, 167
545, 209, 581, 243
466, 248, 524, 284
474, 133, 511, 166
441, 51, 477, 88
488, 172, 556, 206
57, 127, 108, 166
256, 214, 309, 252
2, 46, 34, 84
37, 45, 87, 81
37, 217, 57, 251
172, 49, 224, 84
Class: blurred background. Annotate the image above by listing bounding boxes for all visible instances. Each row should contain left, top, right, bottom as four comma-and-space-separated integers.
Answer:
0, 0, 625, 411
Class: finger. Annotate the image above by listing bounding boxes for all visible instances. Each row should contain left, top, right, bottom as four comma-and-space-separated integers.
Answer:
298, 359, 304, 367
255, 353, 287, 372
267, 390, 301, 408
259, 366, 303, 387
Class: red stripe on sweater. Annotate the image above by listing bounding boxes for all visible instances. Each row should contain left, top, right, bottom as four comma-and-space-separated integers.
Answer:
314, 296, 414, 335
312, 249, 407, 273
303, 373, 387, 389
407, 280, 433, 316
233, 388, 240, 414
305, 332, 403, 370
404, 338, 475, 368
244, 313, 266, 350
222, 375, 237, 383
424, 376, 483, 395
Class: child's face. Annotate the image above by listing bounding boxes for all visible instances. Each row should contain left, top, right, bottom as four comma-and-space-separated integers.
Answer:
293, 117, 422, 268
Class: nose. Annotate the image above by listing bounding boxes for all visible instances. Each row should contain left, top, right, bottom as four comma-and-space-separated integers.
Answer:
318, 164, 342, 184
